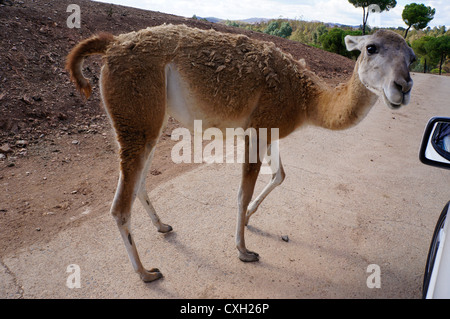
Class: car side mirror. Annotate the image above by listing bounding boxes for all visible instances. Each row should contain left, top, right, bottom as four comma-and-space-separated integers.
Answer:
420, 117, 450, 170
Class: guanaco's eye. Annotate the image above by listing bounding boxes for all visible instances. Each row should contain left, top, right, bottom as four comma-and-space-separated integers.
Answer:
366, 45, 377, 55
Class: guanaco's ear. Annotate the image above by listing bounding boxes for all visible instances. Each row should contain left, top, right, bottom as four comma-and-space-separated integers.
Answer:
345, 35, 365, 52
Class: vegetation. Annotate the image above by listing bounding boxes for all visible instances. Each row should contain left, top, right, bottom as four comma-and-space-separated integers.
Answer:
263, 20, 293, 38
402, 3, 435, 38
424, 36, 450, 75
191, 14, 208, 22
412, 36, 437, 73
213, 2, 449, 75
319, 28, 362, 59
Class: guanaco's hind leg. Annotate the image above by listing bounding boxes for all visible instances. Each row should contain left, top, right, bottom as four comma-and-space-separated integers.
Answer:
101, 62, 170, 282
137, 147, 172, 233
236, 137, 263, 262
110, 144, 164, 282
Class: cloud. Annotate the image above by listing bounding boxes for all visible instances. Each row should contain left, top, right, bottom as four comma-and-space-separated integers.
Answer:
428, 0, 450, 27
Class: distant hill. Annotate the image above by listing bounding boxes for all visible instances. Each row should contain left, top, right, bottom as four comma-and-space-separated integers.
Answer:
324, 22, 359, 29
201, 17, 271, 24
201, 16, 358, 28
240, 18, 271, 24
201, 17, 223, 23
196, 16, 270, 24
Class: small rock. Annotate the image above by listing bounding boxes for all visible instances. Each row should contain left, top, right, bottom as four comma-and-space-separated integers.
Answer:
15, 140, 28, 147
36, 227, 41, 231
71, 140, 79, 145
0, 143, 12, 153
0, 154, 5, 160
150, 169, 162, 176
20, 95, 32, 104
281, 235, 289, 242
71, 190, 77, 194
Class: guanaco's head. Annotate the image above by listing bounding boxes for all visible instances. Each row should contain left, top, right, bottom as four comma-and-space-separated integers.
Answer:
345, 30, 416, 109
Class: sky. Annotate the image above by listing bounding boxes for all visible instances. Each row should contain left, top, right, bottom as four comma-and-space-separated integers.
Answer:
95, 0, 449, 29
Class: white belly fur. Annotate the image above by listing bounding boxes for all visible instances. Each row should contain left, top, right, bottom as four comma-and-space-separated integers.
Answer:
165, 63, 198, 131
165, 63, 247, 133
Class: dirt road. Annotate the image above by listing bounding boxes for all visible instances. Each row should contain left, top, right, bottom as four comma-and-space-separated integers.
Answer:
1, 73, 450, 299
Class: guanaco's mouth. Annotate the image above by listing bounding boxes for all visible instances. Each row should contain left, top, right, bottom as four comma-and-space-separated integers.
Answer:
383, 90, 403, 110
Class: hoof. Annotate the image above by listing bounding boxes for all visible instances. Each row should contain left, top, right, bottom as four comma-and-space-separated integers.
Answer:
239, 250, 260, 262
140, 268, 163, 282
158, 224, 173, 233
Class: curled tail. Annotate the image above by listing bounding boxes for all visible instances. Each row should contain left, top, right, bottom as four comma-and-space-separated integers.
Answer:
66, 33, 115, 99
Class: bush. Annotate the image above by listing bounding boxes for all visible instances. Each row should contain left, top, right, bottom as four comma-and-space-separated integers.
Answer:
263, 21, 293, 39
319, 28, 362, 59
225, 20, 241, 28
431, 68, 447, 74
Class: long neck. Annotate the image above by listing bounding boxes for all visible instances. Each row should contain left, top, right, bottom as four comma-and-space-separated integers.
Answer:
307, 61, 378, 130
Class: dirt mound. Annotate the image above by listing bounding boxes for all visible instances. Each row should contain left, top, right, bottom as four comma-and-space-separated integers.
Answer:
0, 0, 354, 256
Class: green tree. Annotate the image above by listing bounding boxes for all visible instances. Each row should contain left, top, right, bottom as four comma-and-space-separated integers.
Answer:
412, 36, 437, 73
264, 21, 279, 35
425, 36, 450, 75
263, 21, 292, 38
278, 22, 293, 38
225, 20, 241, 28
314, 25, 328, 45
348, 0, 397, 35
320, 28, 347, 56
319, 28, 362, 59
402, 3, 435, 38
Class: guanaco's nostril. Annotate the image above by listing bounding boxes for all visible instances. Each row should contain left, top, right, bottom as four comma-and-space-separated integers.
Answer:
394, 80, 412, 94
394, 81, 404, 92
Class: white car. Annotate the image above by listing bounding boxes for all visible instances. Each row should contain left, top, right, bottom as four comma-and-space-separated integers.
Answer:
420, 117, 450, 299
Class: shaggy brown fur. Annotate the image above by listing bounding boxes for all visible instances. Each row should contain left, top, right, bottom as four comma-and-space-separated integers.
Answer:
66, 24, 412, 282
